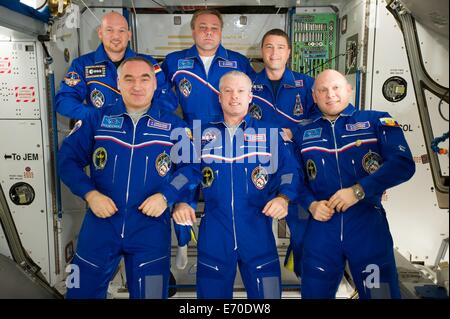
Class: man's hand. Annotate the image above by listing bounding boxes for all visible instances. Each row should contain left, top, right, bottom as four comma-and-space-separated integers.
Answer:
281, 128, 293, 141
172, 202, 196, 226
139, 193, 168, 217
328, 187, 358, 212
309, 200, 334, 222
85, 190, 118, 218
262, 196, 289, 219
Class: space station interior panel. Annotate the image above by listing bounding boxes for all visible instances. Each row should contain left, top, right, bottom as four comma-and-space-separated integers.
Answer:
364, 0, 448, 267
0, 25, 85, 286
0, 0, 448, 298
291, 7, 338, 78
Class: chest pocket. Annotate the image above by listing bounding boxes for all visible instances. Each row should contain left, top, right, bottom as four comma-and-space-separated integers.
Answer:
139, 131, 173, 186
339, 128, 381, 179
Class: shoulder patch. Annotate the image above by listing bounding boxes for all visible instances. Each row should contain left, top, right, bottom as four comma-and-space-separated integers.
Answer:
101, 116, 123, 129
218, 60, 237, 68
295, 79, 304, 87
154, 64, 162, 73
148, 118, 172, 131
64, 71, 80, 87
178, 59, 194, 70
379, 117, 400, 127
303, 127, 322, 140
346, 121, 371, 131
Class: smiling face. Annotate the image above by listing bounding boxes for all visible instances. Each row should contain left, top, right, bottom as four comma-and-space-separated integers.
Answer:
313, 69, 352, 120
97, 12, 131, 59
117, 60, 156, 112
261, 34, 291, 73
192, 13, 222, 56
219, 72, 253, 123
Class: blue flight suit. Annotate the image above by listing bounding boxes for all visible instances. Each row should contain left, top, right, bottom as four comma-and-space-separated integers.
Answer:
164, 114, 301, 299
55, 44, 176, 120
58, 99, 193, 299
161, 44, 256, 126
251, 68, 315, 277
292, 104, 415, 299
162, 44, 256, 248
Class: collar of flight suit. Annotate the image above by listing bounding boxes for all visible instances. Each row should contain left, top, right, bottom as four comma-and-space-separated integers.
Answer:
94, 44, 137, 64
184, 44, 230, 63
211, 113, 252, 130
106, 98, 163, 120
311, 103, 357, 123
255, 67, 297, 92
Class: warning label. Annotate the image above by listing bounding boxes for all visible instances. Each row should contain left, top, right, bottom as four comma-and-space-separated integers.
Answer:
15, 86, 36, 103
0, 57, 11, 74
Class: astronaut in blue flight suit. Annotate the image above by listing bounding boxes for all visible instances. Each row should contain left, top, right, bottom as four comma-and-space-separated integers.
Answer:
161, 8, 256, 269
289, 69, 415, 299
161, 8, 256, 126
56, 11, 175, 120
59, 57, 193, 299
169, 71, 300, 299
250, 29, 315, 278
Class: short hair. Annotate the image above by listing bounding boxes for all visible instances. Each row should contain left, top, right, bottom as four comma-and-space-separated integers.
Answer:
261, 28, 291, 49
117, 56, 155, 77
190, 9, 224, 30
219, 71, 252, 92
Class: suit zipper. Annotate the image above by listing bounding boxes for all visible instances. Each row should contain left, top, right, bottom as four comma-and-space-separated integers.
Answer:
227, 128, 238, 250
330, 120, 344, 242
144, 156, 149, 184
112, 155, 118, 183
121, 117, 138, 238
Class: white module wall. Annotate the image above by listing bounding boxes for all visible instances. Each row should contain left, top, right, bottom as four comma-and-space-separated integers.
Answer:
0, 38, 56, 282
365, 0, 448, 264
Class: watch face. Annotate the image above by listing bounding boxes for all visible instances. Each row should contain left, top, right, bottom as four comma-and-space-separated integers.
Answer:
353, 185, 364, 200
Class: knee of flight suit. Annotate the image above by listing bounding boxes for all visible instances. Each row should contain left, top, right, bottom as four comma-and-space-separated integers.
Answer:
350, 259, 401, 299
284, 205, 310, 277
240, 256, 281, 299
125, 254, 171, 299
300, 257, 345, 299
196, 254, 236, 299
65, 252, 121, 299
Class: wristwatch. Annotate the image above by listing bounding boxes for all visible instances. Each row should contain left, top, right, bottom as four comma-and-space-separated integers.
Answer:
351, 183, 365, 201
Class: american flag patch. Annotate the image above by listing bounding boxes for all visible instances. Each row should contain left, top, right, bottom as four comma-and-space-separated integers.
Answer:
148, 118, 171, 131
295, 80, 304, 87
345, 121, 370, 131
244, 134, 266, 142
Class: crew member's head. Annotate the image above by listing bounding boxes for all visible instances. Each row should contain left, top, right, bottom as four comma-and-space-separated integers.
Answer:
313, 69, 352, 120
261, 29, 291, 75
191, 9, 223, 56
117, 57, 156, 112
219, 71, 253, 123
97, 11, 131, 60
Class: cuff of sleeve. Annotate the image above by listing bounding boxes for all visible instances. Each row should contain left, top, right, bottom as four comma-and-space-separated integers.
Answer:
358, 178, 375, 199
160, 185, 179, 207
78, 184, 96, 200
299, 194, 317, 212
277, 187, 297, 204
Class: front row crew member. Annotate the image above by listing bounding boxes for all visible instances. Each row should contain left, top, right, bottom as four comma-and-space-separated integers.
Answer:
59, 56, 193, 299
289, 69, 415, 299
169, 71, 300, 298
